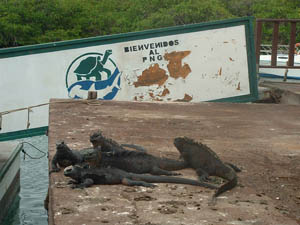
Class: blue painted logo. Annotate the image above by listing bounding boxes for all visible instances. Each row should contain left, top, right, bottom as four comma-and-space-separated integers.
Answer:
65, 50, 121, 100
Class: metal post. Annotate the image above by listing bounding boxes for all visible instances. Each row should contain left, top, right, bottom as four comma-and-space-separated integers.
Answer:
271, 22, 280, 67
255, 21, 263, 65
288, 22, 297, 67
88, 91, 97, 100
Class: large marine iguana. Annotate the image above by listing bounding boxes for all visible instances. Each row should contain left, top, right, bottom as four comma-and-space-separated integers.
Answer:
173, 137, 240, 200
64, 165, 218, 189
51, 140, 146, 173
50, 141, 88, 172
89, 130, 189, 175
89, 130, 148, 154
54, 140, 187, 176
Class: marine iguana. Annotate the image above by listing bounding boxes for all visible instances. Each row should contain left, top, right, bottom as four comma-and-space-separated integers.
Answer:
52, 132, 188, 176
64, 165, 218, 189
51, 139, 146, 173
89, 130, 148, 154
89, 130, 189, 175
50, 141, 89, 172
56, 140, 187, 176
174, 137, 240, 199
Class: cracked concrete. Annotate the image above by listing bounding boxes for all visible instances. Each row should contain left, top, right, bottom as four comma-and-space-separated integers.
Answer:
48, 99, 300, 225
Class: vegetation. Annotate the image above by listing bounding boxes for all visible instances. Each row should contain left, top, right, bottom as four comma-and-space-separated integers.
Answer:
0, 0, 299, 48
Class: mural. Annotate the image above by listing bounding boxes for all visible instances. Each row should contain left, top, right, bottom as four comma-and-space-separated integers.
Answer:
0, 17, 257, 133
66, 50, 121, 100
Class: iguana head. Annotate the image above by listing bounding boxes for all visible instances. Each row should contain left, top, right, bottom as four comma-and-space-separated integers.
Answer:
64, 165, 82, 181
173, 136, 194, 158
90, 130, 105, 148
84, 147, 102, 167
56, 141, 70, 152
56, 141, 74, 167
174, 137, 191, 151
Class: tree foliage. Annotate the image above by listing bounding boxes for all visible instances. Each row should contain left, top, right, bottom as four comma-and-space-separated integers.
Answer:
0, 0, 299, 48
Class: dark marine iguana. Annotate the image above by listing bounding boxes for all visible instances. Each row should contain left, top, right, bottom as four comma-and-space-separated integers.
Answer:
50, 139, 146, 173
89, 131, 189, 176
55, 140, 187, 176
64, 165, 218, 189
89, 130, 148, 154
173, 137, 240, 200
50, 141, 88, 172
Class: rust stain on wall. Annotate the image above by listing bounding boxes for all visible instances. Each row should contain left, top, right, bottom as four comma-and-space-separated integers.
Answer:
175, 93, 193, 102
164, 51, 192, 79
159, 88, 170, 97
218, 67, 222, 76
154, 97, 163, 101
134, 64, 168, 87
237, 82, 241, 91
134, 95, 145, 101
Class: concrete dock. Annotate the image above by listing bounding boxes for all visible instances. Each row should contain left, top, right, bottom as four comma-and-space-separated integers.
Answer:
259, 80, 300, 104
48, 99, 300, 225
0, 141, 21, 222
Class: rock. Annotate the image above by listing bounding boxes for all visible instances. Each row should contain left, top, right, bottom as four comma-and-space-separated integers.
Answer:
134, 195, 156, 201
157, 205, 177, 214
60, 207, 75, 214
259, 200, 268, 205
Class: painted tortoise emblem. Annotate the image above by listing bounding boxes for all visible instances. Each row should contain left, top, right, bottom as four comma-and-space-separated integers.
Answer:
74, 50, 112, 81
65, 50, 121, 100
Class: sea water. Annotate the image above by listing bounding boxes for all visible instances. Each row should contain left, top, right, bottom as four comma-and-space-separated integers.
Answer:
2, 135, 48, 225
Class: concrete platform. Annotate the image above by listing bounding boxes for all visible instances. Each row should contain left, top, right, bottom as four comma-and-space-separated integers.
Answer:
48, 99, 300, 225
0, 141, 21, 222
258, 80, 300, 104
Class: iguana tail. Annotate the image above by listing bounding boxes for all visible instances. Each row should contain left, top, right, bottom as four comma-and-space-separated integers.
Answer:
213, 176, 238, 198
130, 174, 218, 189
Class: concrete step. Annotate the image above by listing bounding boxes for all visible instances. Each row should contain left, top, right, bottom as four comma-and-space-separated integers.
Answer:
257, 80, 300, 104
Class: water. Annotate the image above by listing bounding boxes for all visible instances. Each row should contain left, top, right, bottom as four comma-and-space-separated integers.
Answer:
2, 135, 49, 225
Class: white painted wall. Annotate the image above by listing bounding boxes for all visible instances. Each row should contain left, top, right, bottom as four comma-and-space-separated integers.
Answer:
0, 24, 252, 133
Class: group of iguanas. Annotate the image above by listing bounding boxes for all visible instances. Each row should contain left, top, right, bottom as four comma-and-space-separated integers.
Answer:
51, 130, 240, 203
